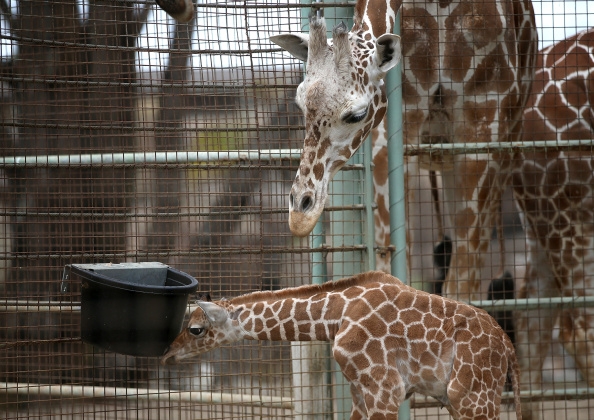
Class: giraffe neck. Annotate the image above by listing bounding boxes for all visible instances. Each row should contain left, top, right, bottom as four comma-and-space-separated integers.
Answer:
230, 295, 338, 342
228, 271, 395, 342
353, 0, 399, 39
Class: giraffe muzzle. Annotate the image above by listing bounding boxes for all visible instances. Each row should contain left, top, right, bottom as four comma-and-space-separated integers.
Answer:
160, 350, 176, 365
288, 190, 324, 237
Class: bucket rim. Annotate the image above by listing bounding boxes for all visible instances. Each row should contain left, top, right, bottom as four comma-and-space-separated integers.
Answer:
67, 263, 199, 295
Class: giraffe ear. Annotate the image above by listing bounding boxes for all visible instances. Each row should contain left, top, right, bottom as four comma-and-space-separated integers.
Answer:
375, 34, 401, 75
197, 302, 229, 327
270, 33, 310, 62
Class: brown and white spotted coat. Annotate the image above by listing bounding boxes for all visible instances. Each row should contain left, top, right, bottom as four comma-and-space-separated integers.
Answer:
162, 271, 522, 420
270, 0, 538, 301
513, 27, 594, 420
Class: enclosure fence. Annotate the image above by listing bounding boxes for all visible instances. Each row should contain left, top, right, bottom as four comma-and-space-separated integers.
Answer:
1, 0, 594, 419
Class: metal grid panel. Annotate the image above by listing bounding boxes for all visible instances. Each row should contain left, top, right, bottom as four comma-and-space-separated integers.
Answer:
0, 2, 315, 418
0, 0, 593, 419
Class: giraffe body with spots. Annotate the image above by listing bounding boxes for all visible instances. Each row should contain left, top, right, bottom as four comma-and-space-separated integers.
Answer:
162, 271, 521, 420
513, 27, 594, 420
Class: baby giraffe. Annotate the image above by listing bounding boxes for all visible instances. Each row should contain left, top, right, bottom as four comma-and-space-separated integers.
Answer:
161, 271, 521, 420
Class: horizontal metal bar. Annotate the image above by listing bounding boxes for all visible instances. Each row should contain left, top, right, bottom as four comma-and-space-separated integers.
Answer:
0, 337, 80, 350
0, 208, 286, 219
194, 1, 355, 9
404, 139, 594, 156
1, 300, 192, 314
411, 387, 594, 408
470, 296, 594, 312
0, 75, 298, 90
3, 33, 285, 56
1, 382, 293, 409
3, 140, 592, 169
0, 122, 301, 134
0, 152, 363, 171
0, 150, 301, 168
0, 204, 369, 220
509, 387, 594, 403
0, 245, 367, 261
2, 379, 590, 411
0, 301, 80, 312
140, 0, 355, 9
5, 295, 594, 313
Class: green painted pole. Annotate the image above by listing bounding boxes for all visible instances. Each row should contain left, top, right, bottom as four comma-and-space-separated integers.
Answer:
305, 3, 361, 419
325, 3, 361, 414
291, 4, 333, 420
363, 132, 377, 271
298, 2, 357, 419
386, 16, 407, 282
385, 11, 411, 420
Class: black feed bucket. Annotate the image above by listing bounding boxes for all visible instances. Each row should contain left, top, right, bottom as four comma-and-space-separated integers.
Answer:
66, 262, 199, 357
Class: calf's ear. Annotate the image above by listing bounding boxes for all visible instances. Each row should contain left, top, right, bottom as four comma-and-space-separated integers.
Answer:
270, 33, 310, 62
197, 302, 229, 327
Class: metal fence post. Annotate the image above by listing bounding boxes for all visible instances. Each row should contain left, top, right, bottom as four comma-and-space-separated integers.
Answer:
385, 11, 411, 420
291, 1, 357, 419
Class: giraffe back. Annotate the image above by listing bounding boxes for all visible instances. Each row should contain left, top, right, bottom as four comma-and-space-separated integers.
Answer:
332, 277, 520, 419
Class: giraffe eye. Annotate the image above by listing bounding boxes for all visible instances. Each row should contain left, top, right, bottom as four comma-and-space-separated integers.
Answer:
188, 326, 206, 337
342, 108, 368, 124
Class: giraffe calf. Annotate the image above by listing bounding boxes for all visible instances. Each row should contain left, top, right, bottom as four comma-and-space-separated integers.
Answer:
162, 271, 521, 420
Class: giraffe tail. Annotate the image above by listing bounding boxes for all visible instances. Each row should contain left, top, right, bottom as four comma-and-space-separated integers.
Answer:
508, 343, 523, 420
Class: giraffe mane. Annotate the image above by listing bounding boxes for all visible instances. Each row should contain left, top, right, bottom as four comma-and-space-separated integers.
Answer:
229, 270, 400, 306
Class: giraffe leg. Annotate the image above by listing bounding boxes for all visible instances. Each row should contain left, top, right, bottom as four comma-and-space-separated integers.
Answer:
371, 125, 414, 276
447, 347, 507, 419
515, 235, 559, 420
553, 220, 594, 386
357, 382, 403, 420
348, 382, 369, 420
333, 335, 405, 420
341, 367, 405, 420
558, 307, 594, 384
371, 122, 392, 274
440, 158, 507, 301
556, 240, 594, 386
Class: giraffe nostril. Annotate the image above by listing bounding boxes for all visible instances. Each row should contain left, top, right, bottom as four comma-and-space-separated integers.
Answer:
301, 195, 314, 213
289, 192, 295, 209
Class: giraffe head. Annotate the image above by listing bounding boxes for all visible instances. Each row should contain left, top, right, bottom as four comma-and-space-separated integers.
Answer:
270, 13, 401, 236
160, 301, 237, 364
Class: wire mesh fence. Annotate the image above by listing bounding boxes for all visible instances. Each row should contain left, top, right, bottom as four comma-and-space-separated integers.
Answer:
0, 0, 593, 419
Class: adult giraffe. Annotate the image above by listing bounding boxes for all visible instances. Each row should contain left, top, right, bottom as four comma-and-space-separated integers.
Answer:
513, 27, 594, 420
270, 0, 538, 301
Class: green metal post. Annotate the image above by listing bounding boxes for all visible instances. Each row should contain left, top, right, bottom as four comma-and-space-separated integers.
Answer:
385, 11, 410, 420
363, 134, 377, 271
386, 16, 407, 282
324, 2, 362, 413
295, 2, 358, 419
291, 4, 333, 419
329, 154, 364, 420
